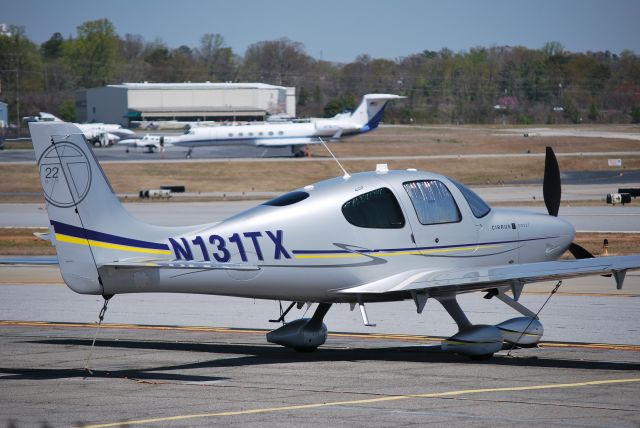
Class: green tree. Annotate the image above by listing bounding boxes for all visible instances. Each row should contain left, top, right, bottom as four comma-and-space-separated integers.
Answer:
563, 97, 581, 123
64, 19, 120, 88
323, 94, 356, 117
117, 33, 147, 82
587, 103, 599, 122
198, 33, 236, 81
631, 106, 640, 124
241, 38, 311, 86
0, 25, 43, 125
57, 99, 75, 121
542, 41, 565, 58
41, 32, 65, 60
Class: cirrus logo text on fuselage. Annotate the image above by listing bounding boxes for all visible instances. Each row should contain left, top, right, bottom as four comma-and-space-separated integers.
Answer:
169, 230, 290, 262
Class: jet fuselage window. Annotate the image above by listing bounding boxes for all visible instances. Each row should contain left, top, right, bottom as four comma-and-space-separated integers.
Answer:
449, 178, 491, 218
342, 187, 405, 229
263, 191, 310, 207
403, 180, 461, 225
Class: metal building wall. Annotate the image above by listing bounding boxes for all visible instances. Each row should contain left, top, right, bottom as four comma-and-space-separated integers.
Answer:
80, 83, 296, 125
85, 87, 128, 125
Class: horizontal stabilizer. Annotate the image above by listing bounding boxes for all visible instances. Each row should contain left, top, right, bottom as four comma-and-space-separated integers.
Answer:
0, 256, 59, 265
33, 232, 52, 242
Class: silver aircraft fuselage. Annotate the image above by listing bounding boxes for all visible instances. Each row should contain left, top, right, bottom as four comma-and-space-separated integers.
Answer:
100, 169, 574, 301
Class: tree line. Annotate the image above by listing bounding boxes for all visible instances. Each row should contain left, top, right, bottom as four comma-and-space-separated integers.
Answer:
1, 18, 639, 129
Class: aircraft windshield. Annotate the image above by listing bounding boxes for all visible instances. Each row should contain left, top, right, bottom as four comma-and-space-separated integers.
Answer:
449, 178, 491, 218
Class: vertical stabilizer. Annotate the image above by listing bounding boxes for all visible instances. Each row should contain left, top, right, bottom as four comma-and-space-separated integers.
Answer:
29, 122, 188, 295
350, 94, 406, 132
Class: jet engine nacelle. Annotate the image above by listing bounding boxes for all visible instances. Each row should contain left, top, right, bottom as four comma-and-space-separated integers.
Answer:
496, 317, 544, 347
266, 318, 328, 350
314, 120, 341, 132
441, 325, 503, 357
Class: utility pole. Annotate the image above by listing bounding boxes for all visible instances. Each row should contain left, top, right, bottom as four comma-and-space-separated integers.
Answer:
15, 67, 20, 136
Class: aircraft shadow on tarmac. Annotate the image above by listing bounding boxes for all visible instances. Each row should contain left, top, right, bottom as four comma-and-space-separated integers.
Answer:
0, 367, 229, 384
2, 338, 638, 383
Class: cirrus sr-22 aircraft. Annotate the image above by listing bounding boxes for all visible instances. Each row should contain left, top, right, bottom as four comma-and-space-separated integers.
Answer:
118, 93, 404, 157
30, 121, 640, 359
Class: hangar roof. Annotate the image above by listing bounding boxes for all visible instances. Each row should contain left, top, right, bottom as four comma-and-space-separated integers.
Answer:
107, 82, 288, 91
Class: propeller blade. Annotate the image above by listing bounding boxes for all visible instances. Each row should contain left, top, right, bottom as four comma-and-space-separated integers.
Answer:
543, 146, 561, 217
568, 242, 594, 259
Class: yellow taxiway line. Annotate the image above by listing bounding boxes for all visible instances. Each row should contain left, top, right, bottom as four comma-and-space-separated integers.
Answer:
1, 320, 639, 351
79, 377, 640, 428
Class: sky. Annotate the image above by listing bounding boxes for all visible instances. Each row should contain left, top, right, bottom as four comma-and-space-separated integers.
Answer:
2, 0, 639, 63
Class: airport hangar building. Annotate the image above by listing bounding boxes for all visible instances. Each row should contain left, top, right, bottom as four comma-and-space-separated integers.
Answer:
75, 82, 296, 126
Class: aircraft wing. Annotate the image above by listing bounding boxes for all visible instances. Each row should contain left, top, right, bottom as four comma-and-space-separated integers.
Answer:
253, 137, 320, 147
0, 256, 58, 265
337, 255, 640, 295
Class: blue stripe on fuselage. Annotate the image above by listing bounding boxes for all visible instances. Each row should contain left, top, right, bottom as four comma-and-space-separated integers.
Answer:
50, 220, 170, 251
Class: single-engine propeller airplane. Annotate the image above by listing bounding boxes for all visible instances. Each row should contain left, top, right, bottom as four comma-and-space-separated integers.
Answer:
30, 121, 640, 359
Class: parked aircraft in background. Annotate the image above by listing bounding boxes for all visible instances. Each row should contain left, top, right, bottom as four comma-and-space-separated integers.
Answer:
29, 121, 640, 359
118, 134, 179, 153
24, 112, 135, 147
119, 94, 405, 157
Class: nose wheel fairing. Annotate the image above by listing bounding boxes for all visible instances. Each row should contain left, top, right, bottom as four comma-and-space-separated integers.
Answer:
435, 292, 544, 358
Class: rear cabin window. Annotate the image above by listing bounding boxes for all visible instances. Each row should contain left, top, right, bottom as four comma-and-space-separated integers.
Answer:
342, 187, 405, 228
263, 191, 309, 207
403, 180, 461, 225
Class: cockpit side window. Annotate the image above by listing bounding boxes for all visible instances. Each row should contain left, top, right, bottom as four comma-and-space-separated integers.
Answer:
342, 187, 405, 229
403, 180, 461, 225
449, 178, 491, 218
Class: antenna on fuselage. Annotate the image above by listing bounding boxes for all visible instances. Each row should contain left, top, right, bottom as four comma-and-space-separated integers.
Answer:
318, 137, 350, 179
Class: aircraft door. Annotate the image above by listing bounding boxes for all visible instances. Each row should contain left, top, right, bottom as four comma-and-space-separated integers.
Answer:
397, 180, 477, 266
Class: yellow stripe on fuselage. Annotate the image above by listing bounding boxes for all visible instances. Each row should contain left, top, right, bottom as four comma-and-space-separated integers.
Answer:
293, 244, 502, 259
55, 233, 171, 255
